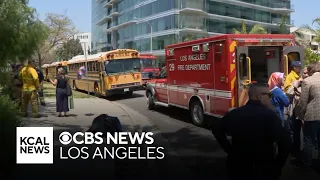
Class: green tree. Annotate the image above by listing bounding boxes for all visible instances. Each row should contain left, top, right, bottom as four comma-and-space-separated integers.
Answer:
33, 13, 77, 66
304, 48, 320, 65
0, 0, 47, 175
56, 38, 83, 60
233, 20, 267, 34
278, 15, 289, 34
0, 0, 48, 66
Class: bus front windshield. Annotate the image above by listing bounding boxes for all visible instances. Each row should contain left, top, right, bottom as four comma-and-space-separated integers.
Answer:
140, 58, 156, 68
105, 58, 141, 75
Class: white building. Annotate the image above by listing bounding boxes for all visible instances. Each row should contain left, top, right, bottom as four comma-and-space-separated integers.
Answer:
73, 32, 92, 54
290, 27, 319, 53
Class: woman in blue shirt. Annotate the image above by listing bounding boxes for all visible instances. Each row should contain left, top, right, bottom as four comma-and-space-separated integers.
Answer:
268, 72, 290, 122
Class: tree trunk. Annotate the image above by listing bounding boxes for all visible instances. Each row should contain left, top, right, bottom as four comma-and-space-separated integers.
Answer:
37, 51, 42, 67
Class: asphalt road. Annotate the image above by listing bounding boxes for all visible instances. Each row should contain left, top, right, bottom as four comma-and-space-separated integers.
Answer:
106, 90, 320, 180
107, 90, 232, 179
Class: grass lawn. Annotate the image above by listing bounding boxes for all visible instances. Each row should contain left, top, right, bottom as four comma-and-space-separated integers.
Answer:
43, 82, 94, 98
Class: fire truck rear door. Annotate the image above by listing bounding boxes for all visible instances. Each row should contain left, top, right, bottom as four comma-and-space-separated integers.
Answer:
283, 46, 304, 76
236, 46, 251, 107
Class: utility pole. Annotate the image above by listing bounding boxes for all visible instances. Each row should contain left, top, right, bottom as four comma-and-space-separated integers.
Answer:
82, 42, 90, 97
145, 21, 153, 53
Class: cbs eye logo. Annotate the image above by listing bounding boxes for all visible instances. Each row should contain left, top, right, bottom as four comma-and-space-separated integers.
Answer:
59, 132, 72, 145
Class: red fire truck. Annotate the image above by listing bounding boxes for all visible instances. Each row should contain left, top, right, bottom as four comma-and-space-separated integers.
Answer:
145, 34, 304, 126
139, 54, 160, 86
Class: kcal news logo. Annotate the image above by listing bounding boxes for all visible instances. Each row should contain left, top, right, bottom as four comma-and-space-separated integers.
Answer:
16, 127, 53, 164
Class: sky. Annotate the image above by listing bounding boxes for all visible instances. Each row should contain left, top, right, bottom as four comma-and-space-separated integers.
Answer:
29, 0, 319, 32
29, 0, 91, 32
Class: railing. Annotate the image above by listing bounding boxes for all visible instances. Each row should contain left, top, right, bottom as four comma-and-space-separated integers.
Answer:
180, 24, 207, 31
111, 7, 119, 14
111, 21, 119, 27
271, 3, 294, 10
179, 0, 205, 11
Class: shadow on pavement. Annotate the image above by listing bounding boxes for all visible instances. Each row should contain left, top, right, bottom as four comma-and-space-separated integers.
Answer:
153, 106, 216, 129
105, 93, 144, 101
149, 126, 229, 180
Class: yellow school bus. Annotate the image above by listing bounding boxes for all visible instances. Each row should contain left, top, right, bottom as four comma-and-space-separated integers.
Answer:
41, 64, 50, 81
43, 61, 68, 81
67, 49, 143, 97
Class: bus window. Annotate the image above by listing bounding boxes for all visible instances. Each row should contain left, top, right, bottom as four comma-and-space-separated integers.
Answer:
92, 62, 96, 71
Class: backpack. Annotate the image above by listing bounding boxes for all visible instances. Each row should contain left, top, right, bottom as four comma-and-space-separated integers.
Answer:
87, 114, 123, 137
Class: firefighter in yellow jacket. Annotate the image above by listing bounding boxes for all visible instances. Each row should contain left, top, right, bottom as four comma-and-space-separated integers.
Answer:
19, 60, 41, 118
11, 64, 23, 107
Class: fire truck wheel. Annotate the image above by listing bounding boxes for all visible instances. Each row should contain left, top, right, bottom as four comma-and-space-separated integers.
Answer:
190, 100, 205, 127
146, 92, 155, 110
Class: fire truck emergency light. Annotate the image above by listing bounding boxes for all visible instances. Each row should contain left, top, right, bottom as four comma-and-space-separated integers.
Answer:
192, 45, 200, 52
203, 43, 209, 52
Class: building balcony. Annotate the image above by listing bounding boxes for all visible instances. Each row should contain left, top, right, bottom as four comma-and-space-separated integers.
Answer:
139, 50, 165, 56
210, 0, 294, 14
104, 0, 119, 7
109, 8, 120, 17
271, 18, 294, 26
96, 15, 112, 26
179, 26, 208, 35
179, 3, 208, 16
103, 0, 112, 8
105, 20, 137, 33
271, 3, 294, 13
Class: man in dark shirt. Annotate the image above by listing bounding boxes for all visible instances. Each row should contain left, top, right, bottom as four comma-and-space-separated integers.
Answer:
36, 67, 46, 106
212, 83, 291, 180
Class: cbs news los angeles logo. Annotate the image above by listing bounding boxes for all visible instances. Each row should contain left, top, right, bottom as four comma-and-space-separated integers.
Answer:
16, 127, 165, 164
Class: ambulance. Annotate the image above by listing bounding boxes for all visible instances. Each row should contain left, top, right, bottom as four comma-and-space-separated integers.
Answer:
145, 34, 304, 126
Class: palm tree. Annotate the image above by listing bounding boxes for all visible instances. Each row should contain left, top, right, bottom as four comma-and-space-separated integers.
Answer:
233, 20, 268, 34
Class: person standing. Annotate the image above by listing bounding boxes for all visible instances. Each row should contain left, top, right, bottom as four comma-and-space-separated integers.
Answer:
49, 67, 69, 117
284, 61, 302, 93
36, 67, 46, 106
296, 62, 320, 168
19, 60, 41, 118
212, 83, 291, 180
268, 72, 290, 122
10, 64, 23, 107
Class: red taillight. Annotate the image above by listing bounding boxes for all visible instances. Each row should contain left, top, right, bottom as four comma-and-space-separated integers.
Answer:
165, 49, 169, 56
136, 75, 140, 79
108, 77, 113, 82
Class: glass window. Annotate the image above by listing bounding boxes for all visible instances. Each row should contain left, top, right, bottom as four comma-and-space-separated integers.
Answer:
151, 18, 158, 32
142, 3, 152, 17
152, 1, 158, 14
105, 59, 141, 74
158, 0, 173, 12
158, 17, 166, 31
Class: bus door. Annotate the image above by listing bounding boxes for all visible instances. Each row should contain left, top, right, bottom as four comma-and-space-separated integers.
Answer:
99, 62, 105, 94
236, 46, 252, 107
283, 46, 304, 76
